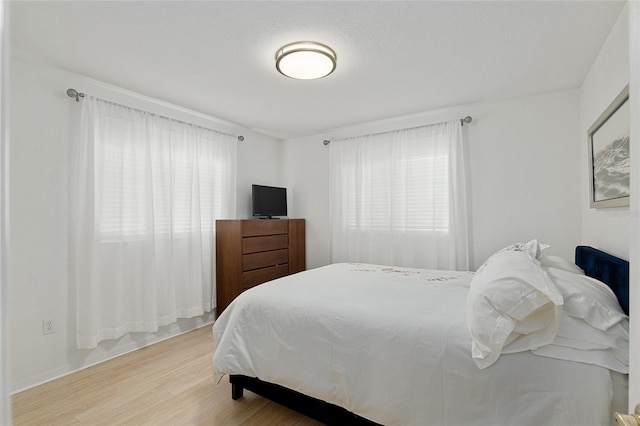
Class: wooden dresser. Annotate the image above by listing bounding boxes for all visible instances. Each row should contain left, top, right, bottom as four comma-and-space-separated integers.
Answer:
215, 219, 305, 314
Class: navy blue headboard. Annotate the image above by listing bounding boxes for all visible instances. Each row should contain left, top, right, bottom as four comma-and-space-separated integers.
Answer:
575, 246, 629, 315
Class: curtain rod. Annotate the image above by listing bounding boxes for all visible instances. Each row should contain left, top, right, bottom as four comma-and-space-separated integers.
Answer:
321, 116, 473, 146
66, 88, 245, 142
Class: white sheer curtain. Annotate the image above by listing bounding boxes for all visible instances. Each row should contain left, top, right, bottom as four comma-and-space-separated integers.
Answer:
329, 120, 469, 270
71, 96, 236, 349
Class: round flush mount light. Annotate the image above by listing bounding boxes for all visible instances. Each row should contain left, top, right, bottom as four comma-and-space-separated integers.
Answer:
275, 41, 337, 80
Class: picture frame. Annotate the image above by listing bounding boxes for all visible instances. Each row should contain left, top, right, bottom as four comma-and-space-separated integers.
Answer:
588, 84, 630, 209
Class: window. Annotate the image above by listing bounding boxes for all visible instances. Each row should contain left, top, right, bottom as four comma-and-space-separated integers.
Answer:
95, 118, 231, 240
344, 152, 449, 233
330, 121, 468, 270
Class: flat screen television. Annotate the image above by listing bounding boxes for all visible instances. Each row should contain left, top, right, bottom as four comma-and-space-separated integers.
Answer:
252, 184, 287, 218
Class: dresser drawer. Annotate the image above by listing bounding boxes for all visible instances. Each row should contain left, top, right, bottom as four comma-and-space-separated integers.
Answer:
243, 234, 288, 254
243, 264, 289, 289
242, 220, 288, 237
243, 249, 288, 271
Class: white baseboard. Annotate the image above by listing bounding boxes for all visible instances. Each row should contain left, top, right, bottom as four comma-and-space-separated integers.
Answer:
12, 319, 214, 394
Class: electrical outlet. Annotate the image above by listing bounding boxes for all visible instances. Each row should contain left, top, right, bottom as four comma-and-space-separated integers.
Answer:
43, 319, 55, 335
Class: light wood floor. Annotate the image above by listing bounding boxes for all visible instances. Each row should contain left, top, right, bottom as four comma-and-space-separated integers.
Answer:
12, 326, 322, 425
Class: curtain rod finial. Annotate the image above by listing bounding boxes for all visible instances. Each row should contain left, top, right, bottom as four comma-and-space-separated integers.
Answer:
66, 88, 85, 102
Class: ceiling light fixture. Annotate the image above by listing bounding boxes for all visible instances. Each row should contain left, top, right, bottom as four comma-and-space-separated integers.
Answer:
275, 41, 337, 80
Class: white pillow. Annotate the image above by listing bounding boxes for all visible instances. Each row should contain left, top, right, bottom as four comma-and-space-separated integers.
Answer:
532, 312, 629, 373
539, 255, 585, 275
477, 240, 550, 274
467, 249, 563, 369
498, 239, 550, 259
527, 267, 629, 373
547, 267, 626, 331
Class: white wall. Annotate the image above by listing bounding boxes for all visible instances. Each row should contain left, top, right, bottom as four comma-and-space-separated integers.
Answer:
579, 7, 633, 410
580, 6, 630, 260
627, 2, 639, 413
283, 89, 582, 270
236, 135, 283, 219
0, 1, 11, 421
8, 53, 282, 392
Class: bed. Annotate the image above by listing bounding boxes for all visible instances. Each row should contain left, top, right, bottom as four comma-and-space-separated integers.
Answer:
212, 244, 629, 425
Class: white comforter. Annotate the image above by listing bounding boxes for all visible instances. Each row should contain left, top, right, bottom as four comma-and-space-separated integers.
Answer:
213, 263, 626, 426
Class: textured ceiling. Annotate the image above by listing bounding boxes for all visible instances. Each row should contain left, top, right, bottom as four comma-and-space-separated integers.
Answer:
10, 1, 625, 140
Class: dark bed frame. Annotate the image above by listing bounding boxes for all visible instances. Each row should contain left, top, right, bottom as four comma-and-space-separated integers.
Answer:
229, 375, 380, 425
228, 246, 630, 425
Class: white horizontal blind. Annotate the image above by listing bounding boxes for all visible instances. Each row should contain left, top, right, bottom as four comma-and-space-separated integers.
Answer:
400, 153, 449, 232
330, 121, 468, 270
96, 113, 230, 239
341, 132, 449, 232
97, 132, 148, 238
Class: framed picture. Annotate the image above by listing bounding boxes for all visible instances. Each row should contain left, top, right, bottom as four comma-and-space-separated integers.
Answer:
588, 84, 630, 209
